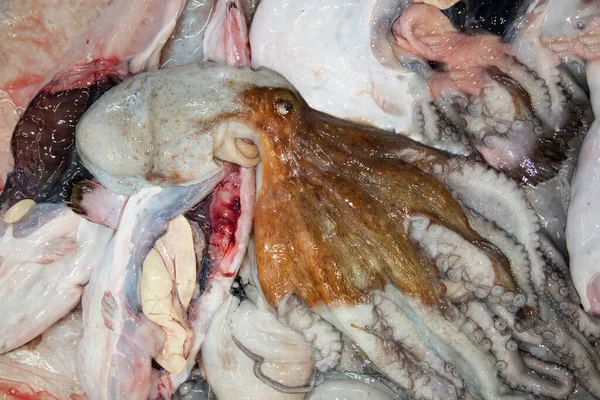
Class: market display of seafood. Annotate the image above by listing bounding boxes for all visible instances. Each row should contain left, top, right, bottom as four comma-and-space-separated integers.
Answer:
2, 0, 600, 399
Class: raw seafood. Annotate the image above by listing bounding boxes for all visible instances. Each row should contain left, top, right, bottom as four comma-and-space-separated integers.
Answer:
394, 2, 577, 185
506, 0, 600, 316
76, 178, 224, 400
160, 0, 256, 69
0, 311, 86, 399
72, 5, 256, 396
2, 0, 600, 398
0, 0, 111, 190
250, 0, 587, 186
75, 62, 600, 399
1, 79, 118, 208
249, 0, 469, 153
202, 295, 315, 400
0, 202, 112, 354
0, 0, 187, 190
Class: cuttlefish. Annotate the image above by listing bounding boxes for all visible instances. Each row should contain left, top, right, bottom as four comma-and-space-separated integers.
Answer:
76, 62, 597, 399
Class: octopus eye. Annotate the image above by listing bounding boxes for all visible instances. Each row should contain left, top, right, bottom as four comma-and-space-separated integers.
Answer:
275, 100, 293, 116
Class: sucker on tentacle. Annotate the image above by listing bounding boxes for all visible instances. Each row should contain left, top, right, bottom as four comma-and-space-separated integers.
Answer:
539, 235, 600, 340
464, 210, 537, 310
337, 297, 461, 400
277, 295, 342, 373
373, 292, 466, 393
463, 301, 574, 399
404, 214, 521, 306
436, 162, 546, 293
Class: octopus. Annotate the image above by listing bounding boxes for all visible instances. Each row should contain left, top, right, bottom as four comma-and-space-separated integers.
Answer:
73, 62, 600, 399
250, 0, 588, 188
2, 0, 600, 399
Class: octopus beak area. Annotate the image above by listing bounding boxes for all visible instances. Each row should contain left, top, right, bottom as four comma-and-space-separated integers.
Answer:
75, 62, 295, 194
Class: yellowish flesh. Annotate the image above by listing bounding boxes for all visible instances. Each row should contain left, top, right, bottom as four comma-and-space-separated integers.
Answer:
4, 199, 36, 224
155, 215, 197, 308
140, 215, 197, 374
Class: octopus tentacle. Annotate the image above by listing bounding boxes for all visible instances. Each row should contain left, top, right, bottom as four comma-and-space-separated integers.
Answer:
537, 303, 600, 398
453, 308, 495, 354
507, 42, 568, 130
485, 303, 543, 346
437, 162, 549, 289
496, 56, 554, 127
277, 295, 342, 373
558, 67, 592, 115
414, 102, 471, 155
330, 296, 460, 400
463, 71, 568, 185
436, 161, 600, 345
539, 236, 600, 339
463, 301, 574, 399
374, 292, 466, 392
404, 214, 519, 304
379, 287, 527, 400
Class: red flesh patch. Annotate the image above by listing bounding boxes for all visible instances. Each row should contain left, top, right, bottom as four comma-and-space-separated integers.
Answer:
0, 379, 59, 400
208, 166, 241, 272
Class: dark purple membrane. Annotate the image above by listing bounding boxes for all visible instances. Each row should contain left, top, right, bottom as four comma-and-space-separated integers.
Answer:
443, 0, 526, 36
0, 78, 119, 207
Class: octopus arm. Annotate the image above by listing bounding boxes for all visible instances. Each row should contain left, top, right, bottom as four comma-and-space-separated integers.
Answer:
253, 99, 538, 399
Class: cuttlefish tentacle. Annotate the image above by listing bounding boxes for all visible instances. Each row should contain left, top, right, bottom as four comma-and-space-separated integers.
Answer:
404, 213, 522, 307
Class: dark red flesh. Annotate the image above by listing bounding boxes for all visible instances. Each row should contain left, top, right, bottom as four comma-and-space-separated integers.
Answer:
208, 165, 241, 269
44, 58, 123, 94
186, 165, 242, 290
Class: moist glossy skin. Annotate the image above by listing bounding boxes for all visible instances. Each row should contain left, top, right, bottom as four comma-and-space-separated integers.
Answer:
395, 3, 579, 186
0, 0, 112, 189
0, 204, 113, 355
10, 88, 89, 201
244, 87, 516, 308
0, 0, 188, 191
75, 63, 600, 399
225, 84, 580, 399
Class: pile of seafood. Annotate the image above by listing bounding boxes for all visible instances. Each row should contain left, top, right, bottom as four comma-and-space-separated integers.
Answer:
2, 0, 600, 398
